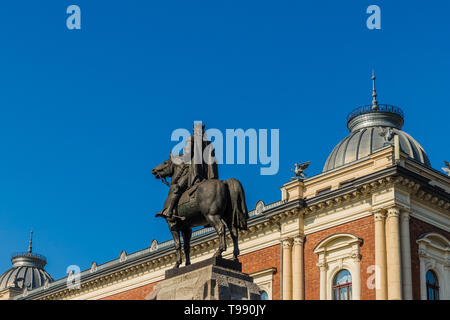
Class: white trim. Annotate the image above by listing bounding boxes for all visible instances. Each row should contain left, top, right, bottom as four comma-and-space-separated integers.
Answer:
417, 233, 450, 300
314, 233, 362, 300
410, 201, 450, 232
73, 271, 165, 300
305, 202, 372, 235
250, 268, 277, 300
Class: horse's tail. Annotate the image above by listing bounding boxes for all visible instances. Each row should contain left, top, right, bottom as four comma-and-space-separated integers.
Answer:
224, 178, 249, 231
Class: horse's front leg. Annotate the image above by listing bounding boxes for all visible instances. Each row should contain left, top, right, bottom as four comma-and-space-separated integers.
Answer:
170, 230, 182, 268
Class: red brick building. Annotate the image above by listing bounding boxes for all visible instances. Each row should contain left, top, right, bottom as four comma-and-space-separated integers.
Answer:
2, 81, 449, 300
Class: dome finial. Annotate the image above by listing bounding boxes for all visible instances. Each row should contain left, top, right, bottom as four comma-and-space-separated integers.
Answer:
371, 70, 379, 110
28, 230, 33, 254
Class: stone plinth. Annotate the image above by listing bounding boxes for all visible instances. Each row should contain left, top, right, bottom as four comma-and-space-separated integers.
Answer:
145, 257, 261, 300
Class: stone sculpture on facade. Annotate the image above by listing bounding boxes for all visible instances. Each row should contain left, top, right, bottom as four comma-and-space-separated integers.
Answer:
443, 161, 450, 176
291, 161, 310, 181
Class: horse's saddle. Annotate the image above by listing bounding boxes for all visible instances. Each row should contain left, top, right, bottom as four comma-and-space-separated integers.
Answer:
178, 183, 199, 207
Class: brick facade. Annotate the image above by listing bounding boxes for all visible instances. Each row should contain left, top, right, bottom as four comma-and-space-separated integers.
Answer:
239, 244, 281, 300
100, 244, 281, 300
101, 281, 158, 300
99, 216, 450, 301
409, 217, 450, 300
303, 215, 376, 300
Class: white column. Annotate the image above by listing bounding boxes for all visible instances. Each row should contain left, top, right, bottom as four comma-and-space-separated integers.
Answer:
351, 249, 362, 300
443, 262, 450, 300
374, 210, 388, 299
282, 239, 293, 300
400, 210, 413, 300
386, 207, 403, 300
292, 236, 305, 300
317, 261, 327, 300
418, 248, 427, 300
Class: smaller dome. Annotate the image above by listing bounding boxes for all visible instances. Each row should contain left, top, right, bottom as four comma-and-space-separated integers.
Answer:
0, 254, 53, 290
0, 231, 53, 291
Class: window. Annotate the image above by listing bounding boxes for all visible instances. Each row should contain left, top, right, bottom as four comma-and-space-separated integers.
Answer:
314, 233, 362, 300
250, 268, 276, 300
426, 270, 439, 300
333, 270, 352, 300
260, 290, 269, 300
316, 187, 332, 196
416, 233, 449, 300
339, 179, 355, 188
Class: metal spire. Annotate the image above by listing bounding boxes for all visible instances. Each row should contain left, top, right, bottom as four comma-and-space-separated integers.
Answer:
28, 230, 33, 254
371, 70, 379, 110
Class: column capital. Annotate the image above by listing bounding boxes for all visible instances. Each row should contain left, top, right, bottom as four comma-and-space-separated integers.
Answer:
418, 249, 428, 259
293, 236, 305, 245
351, 251, 362, 262
387, 206, 401, 218
400, 209, 411, 222
373, 209, 386, 222
445, 258, 450, 269
282, 238, 293, 249
316, 262, 327, 271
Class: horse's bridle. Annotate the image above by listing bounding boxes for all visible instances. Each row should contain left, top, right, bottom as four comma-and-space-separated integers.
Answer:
160, 176, 170, 186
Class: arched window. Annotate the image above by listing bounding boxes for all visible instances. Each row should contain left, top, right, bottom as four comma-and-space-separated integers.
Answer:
260, 290, 269, 300
426, 270, 439, 300
333, 270, 352, 300
417, 233, 449, 300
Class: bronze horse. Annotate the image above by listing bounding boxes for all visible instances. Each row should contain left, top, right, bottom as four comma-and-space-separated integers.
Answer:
152, 157, 249, 268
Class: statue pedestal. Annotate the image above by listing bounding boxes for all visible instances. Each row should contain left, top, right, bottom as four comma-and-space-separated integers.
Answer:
145, 256, 261, 300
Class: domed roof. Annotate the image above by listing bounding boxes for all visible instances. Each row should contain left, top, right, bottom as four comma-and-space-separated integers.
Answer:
323, 75, 431, 173
0, 231, 53, 291
323, 126, 431, 172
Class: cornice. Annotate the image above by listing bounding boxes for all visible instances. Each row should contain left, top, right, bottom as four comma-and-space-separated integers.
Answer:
303, 165, 450, 216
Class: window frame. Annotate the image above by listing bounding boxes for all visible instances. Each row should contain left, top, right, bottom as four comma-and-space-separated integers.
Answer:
314, 233, 362, 300
425, 270, 440, 300
332, 269, 353, 300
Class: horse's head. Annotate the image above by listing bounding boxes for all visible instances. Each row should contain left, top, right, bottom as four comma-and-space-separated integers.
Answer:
152, 155, 174, 181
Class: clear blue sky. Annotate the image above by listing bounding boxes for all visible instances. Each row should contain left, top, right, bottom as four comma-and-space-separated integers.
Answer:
0, 1, 448, 280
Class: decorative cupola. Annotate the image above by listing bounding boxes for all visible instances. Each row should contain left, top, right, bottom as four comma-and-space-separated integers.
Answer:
0, 231, 53, 294
323, 74, 431, 172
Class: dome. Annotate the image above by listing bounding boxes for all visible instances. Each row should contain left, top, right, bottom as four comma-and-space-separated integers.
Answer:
323, 75, 431, 173
0, 232, 53, 291
323, 126, 431, 172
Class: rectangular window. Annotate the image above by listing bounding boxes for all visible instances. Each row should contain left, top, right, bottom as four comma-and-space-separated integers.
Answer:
339, 179, 355, 188
316, 187, 332, 196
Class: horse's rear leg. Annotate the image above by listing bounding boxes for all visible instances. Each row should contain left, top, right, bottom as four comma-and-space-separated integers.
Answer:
226, 222, 240, 260
181, 228, 192, 266
171, 230, 182, 268
206, 215, 227, 258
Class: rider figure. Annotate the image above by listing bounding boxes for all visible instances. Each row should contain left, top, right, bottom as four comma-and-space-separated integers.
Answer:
156, 123, 218, 220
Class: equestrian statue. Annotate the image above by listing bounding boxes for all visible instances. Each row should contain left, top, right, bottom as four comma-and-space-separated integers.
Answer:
152, 123, 249, 268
